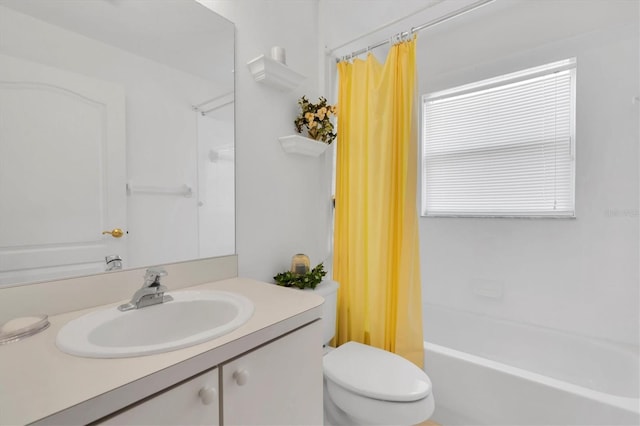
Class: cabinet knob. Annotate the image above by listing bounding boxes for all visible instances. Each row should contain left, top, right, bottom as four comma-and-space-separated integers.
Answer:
232, 369, 249, 386
198, 386, 217, 405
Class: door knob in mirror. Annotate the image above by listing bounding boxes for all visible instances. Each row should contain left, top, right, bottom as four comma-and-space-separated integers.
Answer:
102, 228, 124, 238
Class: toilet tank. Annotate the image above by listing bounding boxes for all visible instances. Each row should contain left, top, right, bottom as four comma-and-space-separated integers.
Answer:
311, 280, 339, 345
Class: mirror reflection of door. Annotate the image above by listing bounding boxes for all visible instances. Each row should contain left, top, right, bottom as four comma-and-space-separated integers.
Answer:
0, 0, 235, 288
0, 54, 127, 285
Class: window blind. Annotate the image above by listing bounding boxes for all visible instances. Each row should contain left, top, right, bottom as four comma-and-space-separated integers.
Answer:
422, 59, 576, 217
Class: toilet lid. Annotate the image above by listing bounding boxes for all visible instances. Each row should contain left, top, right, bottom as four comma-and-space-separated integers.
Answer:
323, 341, 431, 402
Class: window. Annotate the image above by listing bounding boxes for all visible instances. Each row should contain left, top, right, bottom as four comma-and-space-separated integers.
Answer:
421, 58, 576, 217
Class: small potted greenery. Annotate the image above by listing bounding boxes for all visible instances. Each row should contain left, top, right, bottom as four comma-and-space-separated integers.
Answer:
274, 262, 327, 290
294, 96, 337, 145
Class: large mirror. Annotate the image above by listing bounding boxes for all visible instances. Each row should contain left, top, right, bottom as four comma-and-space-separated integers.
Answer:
0, 0, 235, 287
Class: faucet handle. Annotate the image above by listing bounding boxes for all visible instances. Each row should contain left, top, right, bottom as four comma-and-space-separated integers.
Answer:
144, 267, 168, 287
119, 267, 171, 311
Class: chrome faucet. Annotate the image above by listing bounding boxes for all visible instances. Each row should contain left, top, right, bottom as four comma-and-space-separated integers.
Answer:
105, 254, 123, 272
118, 267, 173, 311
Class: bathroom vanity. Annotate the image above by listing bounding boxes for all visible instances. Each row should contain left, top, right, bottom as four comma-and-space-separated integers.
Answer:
0, 274, 324, 425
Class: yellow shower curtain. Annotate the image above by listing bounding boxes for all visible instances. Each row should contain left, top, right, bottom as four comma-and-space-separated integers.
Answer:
333, 37, 424, 367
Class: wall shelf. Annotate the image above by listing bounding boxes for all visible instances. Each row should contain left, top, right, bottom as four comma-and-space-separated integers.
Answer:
278, 135, 330, 157
247, 55, 305, 91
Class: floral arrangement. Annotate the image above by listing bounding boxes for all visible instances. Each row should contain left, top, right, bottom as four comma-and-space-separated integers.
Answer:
294, 96, 337, 144
274, 263, 327, 290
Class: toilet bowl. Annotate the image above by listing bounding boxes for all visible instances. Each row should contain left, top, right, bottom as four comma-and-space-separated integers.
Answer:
313, 280, 435, 425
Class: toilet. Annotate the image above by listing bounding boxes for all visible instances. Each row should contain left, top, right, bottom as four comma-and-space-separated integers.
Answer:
314, 280, 435, 425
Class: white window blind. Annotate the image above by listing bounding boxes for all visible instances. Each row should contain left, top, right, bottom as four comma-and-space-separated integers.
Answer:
422, 59, 576, 217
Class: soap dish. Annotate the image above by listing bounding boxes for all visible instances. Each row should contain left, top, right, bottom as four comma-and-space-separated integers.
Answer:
0, 315, 50, 345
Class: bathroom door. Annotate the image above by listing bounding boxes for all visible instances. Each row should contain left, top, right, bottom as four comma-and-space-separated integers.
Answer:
0, 54, 127, 285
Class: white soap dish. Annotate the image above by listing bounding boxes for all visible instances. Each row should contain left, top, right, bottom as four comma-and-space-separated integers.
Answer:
0, 315, 50, 345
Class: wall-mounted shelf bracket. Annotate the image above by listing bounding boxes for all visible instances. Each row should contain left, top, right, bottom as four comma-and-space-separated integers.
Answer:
247, 55, 305, 91
278, 135, 330, 157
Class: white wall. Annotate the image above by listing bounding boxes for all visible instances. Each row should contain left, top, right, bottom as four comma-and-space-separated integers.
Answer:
202, 0, 334, 282
416, 0, 639, 346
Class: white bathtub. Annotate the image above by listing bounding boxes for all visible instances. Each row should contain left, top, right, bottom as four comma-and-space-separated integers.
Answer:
423, 305, 640, 425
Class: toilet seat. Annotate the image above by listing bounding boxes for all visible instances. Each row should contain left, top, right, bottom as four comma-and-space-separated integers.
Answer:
324, 378, 434, 426
323, 341, 431, 402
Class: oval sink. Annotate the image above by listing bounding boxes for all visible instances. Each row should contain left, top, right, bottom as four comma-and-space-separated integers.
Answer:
56, 291, 254, 358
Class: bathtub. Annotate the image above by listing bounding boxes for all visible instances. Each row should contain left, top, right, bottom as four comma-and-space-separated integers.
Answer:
423, 305, 640, 425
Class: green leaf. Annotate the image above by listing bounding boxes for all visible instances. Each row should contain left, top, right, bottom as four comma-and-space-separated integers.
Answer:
273, 262, 327, 289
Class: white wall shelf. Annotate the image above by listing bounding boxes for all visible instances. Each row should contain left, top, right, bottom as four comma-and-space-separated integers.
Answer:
247, 55, 305, 91
278, 135, 330, 157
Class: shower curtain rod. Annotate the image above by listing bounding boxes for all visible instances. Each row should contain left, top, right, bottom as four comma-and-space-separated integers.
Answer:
335, 0, 494, 63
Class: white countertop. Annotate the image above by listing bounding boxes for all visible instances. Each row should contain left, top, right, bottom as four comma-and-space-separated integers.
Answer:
0, 277, 324, 425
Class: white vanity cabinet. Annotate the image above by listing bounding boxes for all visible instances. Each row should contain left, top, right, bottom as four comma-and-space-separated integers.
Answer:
222, 320, 323, 425
99, 368, 220, 425
0, 277, 325, 426
96, 320, 322, 426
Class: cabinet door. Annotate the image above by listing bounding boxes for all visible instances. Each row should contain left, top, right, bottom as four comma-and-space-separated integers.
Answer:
222, 321, 323, 425
99, 368, 219, 425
